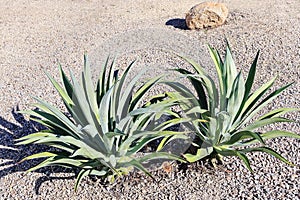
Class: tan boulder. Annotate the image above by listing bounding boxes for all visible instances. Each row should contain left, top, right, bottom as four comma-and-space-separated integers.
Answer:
186, 2, 229, 29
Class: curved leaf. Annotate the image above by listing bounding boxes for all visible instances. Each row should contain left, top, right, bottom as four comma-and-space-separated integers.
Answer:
241, 146, 294, 166
236, 151, 253, 172
183, 146, 213, 162
239, 82, 293, 128
258, 108, 299, 120
241, 117, 293, 132
75, 169, 90, 192
221, 131, 264, 145
240, 130, 300, 146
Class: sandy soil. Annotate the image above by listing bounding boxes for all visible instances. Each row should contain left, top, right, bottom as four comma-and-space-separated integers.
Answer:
0, 0, 299, 199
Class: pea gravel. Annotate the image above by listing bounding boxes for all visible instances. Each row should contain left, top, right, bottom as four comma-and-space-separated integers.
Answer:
0, 0, 299, 199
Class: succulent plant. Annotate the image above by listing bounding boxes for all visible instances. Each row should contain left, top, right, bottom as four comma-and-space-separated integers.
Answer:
16, 55, 184, 190
165, 42, 300, 171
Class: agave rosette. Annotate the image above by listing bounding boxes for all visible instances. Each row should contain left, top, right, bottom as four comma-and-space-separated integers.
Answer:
166, 43, 300, 171
16, 55, 184, 190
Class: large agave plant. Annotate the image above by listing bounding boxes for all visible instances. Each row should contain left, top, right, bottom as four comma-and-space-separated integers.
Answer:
165, 43, 300, 171
16, 55, 184, 190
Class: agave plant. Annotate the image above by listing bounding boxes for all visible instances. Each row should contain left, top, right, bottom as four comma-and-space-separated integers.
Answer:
165, 42, 300, 171
16, 55, 184, 190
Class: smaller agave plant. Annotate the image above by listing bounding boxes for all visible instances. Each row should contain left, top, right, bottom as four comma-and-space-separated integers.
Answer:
165, 42, 300, 171
16, 55, 184, 190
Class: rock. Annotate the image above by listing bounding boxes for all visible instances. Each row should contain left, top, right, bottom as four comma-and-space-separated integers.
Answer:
186, 2, 229, 29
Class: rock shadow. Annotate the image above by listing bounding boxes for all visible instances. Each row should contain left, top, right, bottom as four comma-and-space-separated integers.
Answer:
165, 18, 188, 30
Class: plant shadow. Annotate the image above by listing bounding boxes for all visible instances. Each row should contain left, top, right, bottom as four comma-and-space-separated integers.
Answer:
165, 18, 188, 30
0, 106, 75, 194
34, 175, 75, 194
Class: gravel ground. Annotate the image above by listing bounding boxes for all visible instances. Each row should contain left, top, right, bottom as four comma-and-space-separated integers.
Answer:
0, 0, 299, 199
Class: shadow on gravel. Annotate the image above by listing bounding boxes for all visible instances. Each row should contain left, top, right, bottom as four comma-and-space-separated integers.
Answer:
0, 106, 75, 194
34, 175, 75, 195
165, 18, 188, 30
